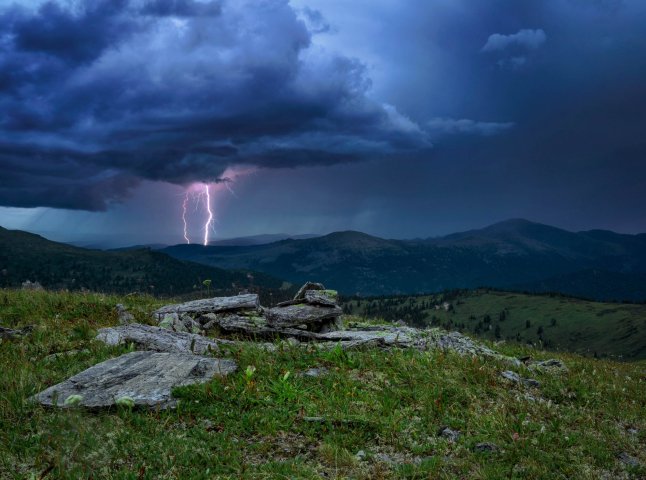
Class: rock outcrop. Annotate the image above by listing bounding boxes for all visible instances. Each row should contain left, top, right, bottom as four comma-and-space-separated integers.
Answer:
41, 281, 563, 411
153, 284, 344, 336
33, 351, 237, 409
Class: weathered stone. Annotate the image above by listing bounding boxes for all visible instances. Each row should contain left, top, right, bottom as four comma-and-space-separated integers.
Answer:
153, 294, 260, 318
528, 358, 568, 373
158, 312, 201, 334
501, 370, 541, 388
439, 426, 460, 443
474, 442, 499, 453
299, 367, 329, 378
21, 280, 43, 291
304, 289, 338, 307
266, 304, 342, 328
0, 325, 34, 339
115, 304, 135, 325
294, 282, 325, 300
32, 351, 237, 409
617, 452, 640, 467
96, 323, 234, 355
318, 316, 344, 333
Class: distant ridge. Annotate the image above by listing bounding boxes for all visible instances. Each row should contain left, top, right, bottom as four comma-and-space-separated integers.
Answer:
0, 226, 287, 298
162, 219, 646, 301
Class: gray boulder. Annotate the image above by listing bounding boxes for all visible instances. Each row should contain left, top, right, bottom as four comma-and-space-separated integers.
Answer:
32, 351, 237, 409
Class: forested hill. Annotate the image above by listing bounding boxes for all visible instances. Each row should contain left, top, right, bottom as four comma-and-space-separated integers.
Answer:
0, 226, 289, 299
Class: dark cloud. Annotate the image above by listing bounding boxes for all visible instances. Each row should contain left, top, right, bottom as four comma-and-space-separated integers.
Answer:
481, 29, 547, 52
7, 0, 136, 64
0, 0, 429, 210
3, 0, 646, 238
141, 0, 221, 17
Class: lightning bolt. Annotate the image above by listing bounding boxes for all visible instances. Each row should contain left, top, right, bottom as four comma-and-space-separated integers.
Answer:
182, 192, 190, 244
203, 183, 213, 246
178, 167, 256, 244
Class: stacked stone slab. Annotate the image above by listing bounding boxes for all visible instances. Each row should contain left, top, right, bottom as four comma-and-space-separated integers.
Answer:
152, 293, 262, 335
151, 283, 343, 338
267, 282, 343, 333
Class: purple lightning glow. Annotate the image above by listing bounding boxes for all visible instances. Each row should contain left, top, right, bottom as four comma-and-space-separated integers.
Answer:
178, 167, 257, 245
203, 184, 213, 246
182, 192, 190, 244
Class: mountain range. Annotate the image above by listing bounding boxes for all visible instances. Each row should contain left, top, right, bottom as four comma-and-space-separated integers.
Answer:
0, 226, 288, 300
161, 219, 646, 301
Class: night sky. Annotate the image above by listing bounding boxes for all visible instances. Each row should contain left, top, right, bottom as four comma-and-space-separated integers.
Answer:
1, 0, 645, 246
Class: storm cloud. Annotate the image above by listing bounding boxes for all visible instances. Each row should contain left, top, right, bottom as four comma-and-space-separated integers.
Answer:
0, 0, 429, 210
2, 0, 646, 242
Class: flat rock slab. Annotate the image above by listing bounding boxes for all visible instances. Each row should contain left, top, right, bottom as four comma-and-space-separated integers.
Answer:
97, 324, 235, 355
153, 294, 260, 317
266, 304, 342, 328
33, 351, 237, 409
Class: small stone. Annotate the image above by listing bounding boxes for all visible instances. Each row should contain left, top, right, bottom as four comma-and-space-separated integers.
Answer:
529, 358, 568, 373
355, 450, 367, 461
115, 304, 135, 325
21, 280, 44, 291
395, 320, 407, 326
294, 282, 326, 300
474, 442, 499, 453
374, 453, 394, 463
201, 419, 215, 430
439, 426, 460, 443
301, 367, 329, 378
617, 452, 640, 467
0, 325, 34, 340
501, 370, 540, 388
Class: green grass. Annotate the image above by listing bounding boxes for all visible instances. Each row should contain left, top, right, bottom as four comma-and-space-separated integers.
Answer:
344, 290, 646, 360
1, 289, 645, 479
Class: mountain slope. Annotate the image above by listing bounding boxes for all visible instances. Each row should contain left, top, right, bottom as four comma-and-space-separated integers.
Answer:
162, 220, 646, 300
344, 289, 646, 360
1, 289, 644, 478
0, 226, 287, 297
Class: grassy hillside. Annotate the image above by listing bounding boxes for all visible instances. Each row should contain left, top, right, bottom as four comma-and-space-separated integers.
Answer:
0, 226, 291, 301
343, 290, 646, 360
1, 289, 644, 479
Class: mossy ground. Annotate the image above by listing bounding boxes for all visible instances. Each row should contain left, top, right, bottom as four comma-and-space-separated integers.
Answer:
1, 289, 645, 479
